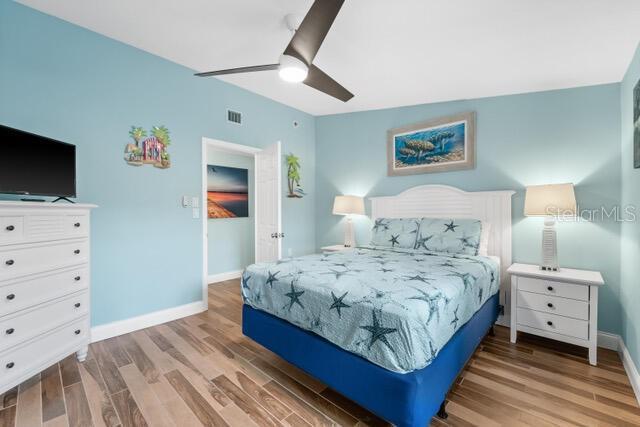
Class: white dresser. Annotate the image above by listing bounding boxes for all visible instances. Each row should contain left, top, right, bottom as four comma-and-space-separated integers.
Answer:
0, 201, 96, 394
508, 263, 604, 365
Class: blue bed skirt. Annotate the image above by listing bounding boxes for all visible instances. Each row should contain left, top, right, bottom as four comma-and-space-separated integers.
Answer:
242, 293, 499, 427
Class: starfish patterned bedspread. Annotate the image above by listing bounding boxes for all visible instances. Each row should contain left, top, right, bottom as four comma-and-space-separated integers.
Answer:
240, 246, 499, 374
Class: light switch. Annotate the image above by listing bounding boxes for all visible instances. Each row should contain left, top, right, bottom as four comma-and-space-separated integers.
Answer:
182, 196, 191, 208
192, 208, 200, 219
192, 197, 199, 208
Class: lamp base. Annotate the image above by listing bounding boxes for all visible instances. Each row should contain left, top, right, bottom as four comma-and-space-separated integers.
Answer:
343, 217, 356, 248
540, 217, 559, 271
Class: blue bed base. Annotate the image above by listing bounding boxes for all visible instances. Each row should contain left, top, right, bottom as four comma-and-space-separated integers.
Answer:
242, 293, 499, 427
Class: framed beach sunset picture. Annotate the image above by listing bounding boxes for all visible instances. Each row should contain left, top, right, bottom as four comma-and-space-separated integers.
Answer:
387, 111, 476, 176
207, 165, 249, 218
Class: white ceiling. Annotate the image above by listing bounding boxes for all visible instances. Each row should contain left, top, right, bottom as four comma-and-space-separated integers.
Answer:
18, 0, 640, 116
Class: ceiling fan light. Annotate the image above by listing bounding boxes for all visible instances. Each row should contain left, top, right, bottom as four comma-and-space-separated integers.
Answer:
278, 54, 308, 83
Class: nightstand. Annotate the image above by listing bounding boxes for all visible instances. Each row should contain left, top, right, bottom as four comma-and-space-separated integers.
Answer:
508, 263, 604, 365
321, 244, 352, 253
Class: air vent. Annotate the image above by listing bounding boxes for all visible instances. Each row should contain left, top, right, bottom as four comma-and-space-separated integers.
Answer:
227, 109, 242, 125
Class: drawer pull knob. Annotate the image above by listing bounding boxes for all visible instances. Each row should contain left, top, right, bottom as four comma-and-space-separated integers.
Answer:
75, 303, 81, 308
74, 249, 81, 255
75, 329, 81, 335
6, 362, 14, 369
547, 321, 553, 326
74, 222, 81, 228
74, 276, 81, 281
5, 225, 14, 231
547, 286, 554, 291
6, 328, 14, 335
6, 294, 15, 300
5, 259, 14, 266
547, 303, 554, 308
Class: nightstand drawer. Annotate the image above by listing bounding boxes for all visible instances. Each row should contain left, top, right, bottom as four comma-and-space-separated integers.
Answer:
517, 276, 588, 301
517, 307, 588, 340
517, 290, 589, 320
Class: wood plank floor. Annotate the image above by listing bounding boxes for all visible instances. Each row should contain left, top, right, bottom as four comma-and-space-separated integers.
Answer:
1, 279, 638, 427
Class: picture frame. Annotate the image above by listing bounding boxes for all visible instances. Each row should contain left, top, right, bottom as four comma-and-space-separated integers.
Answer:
387, 111, 476, 176
634, 80, 640, 168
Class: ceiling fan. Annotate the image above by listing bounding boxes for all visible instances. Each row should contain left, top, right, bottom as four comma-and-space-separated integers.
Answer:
194, 0, 353, 102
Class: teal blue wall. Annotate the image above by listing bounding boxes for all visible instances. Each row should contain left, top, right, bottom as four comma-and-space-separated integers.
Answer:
316, 85, 623, 334
620, 43, 640, 366
0, 1, 316, 326
207, 149, 255, 275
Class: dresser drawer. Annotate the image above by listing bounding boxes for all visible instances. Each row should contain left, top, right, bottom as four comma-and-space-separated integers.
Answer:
517, 290, 589, 320
0, 317, 88, 389
0, 240, 89, 280
0, 217, 24, 245
0, 291, 88, 351
0, 214, 89, 245
0, 266, 88, 317
517, 276, 589, 301
517, 307, 588, 340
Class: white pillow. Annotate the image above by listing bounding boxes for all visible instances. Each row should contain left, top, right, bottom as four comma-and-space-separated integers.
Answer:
478, 221, 491, 256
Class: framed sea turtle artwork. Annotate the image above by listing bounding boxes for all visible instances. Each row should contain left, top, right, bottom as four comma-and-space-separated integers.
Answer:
387, 111, 476, 176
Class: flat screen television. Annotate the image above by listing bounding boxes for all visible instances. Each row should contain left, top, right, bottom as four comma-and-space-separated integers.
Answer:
0, 124, 76, 198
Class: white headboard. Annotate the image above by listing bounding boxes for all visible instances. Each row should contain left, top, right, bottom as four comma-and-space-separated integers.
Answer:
369, 184, 515, 290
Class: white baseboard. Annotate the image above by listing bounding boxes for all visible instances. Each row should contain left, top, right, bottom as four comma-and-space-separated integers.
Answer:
595, 331, 640, 406
597, 331, 620, 351
90, 300, 207, 343
208, 270, 243, 284
619, 336, 640, 405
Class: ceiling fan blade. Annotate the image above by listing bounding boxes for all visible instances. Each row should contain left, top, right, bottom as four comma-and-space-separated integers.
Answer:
303, 64, 353, 102
283, 0, 345, 65
194, 64, 279, 77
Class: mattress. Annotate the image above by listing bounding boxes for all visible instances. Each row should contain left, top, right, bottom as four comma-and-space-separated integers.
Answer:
241, 246, 499, 373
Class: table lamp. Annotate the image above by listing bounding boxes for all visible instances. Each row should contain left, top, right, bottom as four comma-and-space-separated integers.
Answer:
333, 195, 365, 247
524, 183, 576, 271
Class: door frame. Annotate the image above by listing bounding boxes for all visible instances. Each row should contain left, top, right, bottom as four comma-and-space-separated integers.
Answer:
201, 137, 281, 304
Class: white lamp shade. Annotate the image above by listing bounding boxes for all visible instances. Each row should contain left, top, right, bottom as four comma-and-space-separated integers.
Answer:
524, 183, 576, 217
333, 195, 365, 216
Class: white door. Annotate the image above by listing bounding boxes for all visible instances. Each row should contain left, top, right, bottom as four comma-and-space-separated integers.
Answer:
255, 141, 281, 263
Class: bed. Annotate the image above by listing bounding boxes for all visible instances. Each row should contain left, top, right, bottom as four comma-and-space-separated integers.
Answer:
242, 185, 514, 426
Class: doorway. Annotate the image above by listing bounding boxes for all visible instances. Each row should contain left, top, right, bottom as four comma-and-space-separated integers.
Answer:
201, 138, 282, 304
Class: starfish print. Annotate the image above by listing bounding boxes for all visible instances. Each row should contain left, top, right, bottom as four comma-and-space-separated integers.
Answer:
265, 271, 279, 288
450, 305, 460, 329
329, 291, 351, 318
284, 282, 305, 311
444, 221, 459, 233
414, 234, 434, 251
426, 341, 438, 362
389, 235, 400, 247
478, 287, 484, 304
372, 219, 390, 232
241, 272, 251, 291
403, 274, 431, 284
447, 271, 476, 292
458, 235, 476, 249
324, 269, 351, 280
407, 287, 441, 324
360, 310, 397, 351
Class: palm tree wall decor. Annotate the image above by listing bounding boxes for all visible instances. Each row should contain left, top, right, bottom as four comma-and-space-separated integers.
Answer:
285, 153, 305, 198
